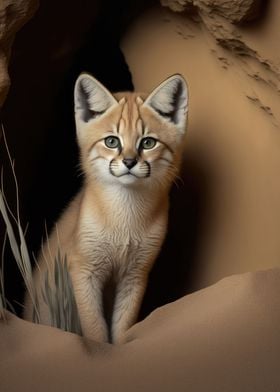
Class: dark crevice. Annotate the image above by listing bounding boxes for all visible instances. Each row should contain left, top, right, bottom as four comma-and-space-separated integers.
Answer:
0, 0, 153, 314
1, 0, 205, 324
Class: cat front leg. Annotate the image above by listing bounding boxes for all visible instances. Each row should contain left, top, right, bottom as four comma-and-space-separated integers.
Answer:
111, 272, 148, 344
71, 271, 108, 343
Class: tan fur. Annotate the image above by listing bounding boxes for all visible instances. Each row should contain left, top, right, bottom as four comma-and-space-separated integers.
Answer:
24, 74, 188, 343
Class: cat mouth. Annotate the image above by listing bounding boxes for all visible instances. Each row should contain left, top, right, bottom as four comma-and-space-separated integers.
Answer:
109, 160, 151, 179
109, 169, 150, 180
113, 171, 145, 179
121, 172, 136, 177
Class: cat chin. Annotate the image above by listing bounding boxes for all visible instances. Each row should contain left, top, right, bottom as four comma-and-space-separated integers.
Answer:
116, 173, 143, 186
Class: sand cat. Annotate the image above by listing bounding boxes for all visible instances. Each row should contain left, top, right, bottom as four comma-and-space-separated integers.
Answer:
24, 73, 189, 343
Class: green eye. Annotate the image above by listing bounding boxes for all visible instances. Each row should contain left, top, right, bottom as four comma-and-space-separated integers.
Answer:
104, 136, 120, 149
141, 137, 157, 150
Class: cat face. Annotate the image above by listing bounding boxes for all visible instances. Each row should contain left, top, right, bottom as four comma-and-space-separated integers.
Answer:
74, 74, 189, 189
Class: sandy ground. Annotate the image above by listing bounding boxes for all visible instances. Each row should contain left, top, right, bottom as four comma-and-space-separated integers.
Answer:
1, 268, 280, 391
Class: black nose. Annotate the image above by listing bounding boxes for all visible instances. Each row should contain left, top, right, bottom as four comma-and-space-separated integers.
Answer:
122, 158, 137, 169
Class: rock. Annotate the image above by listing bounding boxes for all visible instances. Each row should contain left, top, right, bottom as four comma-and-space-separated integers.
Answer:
197, 0, 262, 23
0, 0, 38, 106
160, 0, 262, 23
161, 0, 193, 13
159, 0, 279, 96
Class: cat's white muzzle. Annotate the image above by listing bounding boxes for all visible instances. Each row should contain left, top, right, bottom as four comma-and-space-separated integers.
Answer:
109, 160, 150, 182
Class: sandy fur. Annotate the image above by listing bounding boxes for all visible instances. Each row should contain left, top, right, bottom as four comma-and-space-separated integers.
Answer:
24, 74, 188, 343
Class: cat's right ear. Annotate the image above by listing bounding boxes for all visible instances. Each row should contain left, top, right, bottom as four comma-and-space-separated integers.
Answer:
143, 74, 188, 133
74, 73, 117, 130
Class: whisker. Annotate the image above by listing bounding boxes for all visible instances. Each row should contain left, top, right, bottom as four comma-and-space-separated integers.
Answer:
89, 156, 103, 164
173, 178, 181, 189
75, 163, 84, 178
173, 173, 184, 187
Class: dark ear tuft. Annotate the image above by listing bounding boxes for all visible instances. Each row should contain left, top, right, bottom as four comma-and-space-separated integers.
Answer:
74, 73, 117, 124
77, 81, 105, 122
144, 74, 188, 129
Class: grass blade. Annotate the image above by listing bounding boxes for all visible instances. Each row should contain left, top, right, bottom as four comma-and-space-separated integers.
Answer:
0, 123, 81, 334
40, 252, 82, 335
0, 232, 7, 321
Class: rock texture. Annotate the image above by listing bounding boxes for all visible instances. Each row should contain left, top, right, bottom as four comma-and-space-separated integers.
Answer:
0, 0, 38, 106
158, 0, 280, 116
161, 0, 262, 23
160, 0, 280, 98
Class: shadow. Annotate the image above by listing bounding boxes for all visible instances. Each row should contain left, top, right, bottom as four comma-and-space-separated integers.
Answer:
0, 0, 152, 314
239, 0, 272, 29
139, 150, 215, 319
1, 0, 212, 320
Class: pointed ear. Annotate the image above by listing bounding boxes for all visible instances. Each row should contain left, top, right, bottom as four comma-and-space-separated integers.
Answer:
144, 74, 188, 130
74, 73, 117, 126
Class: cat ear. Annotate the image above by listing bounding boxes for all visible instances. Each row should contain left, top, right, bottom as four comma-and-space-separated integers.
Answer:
144, 74, 188, 131
74, 73, 117, 126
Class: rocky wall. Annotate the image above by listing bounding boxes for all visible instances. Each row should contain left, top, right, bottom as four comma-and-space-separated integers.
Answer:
122, 0, 280, 305
0, 0, 38, 107
160, 0, 280, 115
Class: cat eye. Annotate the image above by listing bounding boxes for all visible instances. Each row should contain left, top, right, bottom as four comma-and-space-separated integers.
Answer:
104, 136, 120, 149
140, 137, 157, 150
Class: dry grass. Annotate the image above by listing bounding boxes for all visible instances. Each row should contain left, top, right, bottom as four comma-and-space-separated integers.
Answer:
0, 125, 81, 334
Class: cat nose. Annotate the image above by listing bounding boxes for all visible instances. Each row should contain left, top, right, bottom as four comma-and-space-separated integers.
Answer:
122, 158, 137, 169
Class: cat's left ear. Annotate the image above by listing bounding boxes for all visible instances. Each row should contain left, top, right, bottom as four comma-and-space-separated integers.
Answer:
144, 74, 189, 132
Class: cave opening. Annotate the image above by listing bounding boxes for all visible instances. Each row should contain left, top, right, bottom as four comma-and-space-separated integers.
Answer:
0, 0, 157, 316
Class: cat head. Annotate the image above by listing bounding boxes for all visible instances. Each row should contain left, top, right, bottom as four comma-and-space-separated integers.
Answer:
74, 73, 188, 190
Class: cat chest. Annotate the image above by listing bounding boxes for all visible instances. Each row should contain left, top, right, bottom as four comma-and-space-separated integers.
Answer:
78, 226, 158, 268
